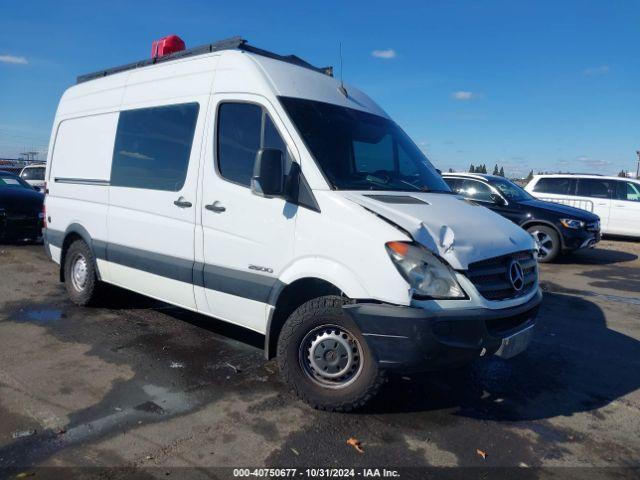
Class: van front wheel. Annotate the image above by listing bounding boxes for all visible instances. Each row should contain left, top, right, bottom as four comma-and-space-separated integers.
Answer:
64, 239, 101, 306
277, 295, 384, 411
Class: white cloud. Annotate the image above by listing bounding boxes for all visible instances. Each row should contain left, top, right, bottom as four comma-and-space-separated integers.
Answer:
0, 54, 28, 65
371, 49, 396, 59
451, 91, 475, 101
576, 155, 611, 169
584, 65, 609, 76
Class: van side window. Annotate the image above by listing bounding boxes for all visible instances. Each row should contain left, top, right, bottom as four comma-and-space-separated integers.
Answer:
217, 103, 289, 187
576, 179, 615, 199
111, 103, 199, 191
532, 177, 574, 195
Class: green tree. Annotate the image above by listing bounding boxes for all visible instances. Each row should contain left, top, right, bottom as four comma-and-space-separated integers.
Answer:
618, 169, 628, 178
481, 164, 487, 174
448, 168, 454, 173
469, 164, 475, 173
493, 164, 499, 175
499, 166, 505, 177
526, 170, 534, 182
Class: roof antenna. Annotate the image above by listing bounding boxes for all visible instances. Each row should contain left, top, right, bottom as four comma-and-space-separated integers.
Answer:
338, 41, 348, 98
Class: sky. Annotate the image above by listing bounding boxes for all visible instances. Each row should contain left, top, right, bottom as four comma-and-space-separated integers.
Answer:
0, 0, 638, 177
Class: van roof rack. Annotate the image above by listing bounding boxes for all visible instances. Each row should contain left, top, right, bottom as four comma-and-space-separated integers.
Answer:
77, 36, 334, 84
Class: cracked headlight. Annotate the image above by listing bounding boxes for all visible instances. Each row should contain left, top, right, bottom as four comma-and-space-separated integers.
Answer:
386, 241, 466, 299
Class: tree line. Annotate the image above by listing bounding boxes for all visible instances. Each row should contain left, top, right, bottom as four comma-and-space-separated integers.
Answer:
468, 164, 506, 176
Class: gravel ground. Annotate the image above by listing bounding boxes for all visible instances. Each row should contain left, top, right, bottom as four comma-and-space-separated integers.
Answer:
0, 238, 638, 479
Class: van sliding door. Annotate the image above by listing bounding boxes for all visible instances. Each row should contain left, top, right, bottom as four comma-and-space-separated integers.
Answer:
107, 102, 203, 309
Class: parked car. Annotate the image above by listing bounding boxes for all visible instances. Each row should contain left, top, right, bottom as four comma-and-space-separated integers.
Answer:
443, 173, 601, 262
524, 174, 640, 238
0, 170, 44, 243
19, 163, 46, 190
43, 35, 541, 411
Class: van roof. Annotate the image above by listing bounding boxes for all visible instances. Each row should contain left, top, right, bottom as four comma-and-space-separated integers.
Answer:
77, 36, 333, 84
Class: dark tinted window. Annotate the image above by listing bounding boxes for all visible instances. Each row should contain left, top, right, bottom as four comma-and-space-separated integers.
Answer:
279, 96, 450, 192
111, 103, 199, 191
217, 103, 290, 187
614, 181, 640, 201
0, 173, 31, 189
458, 179, 494, 202
21, 166, 45, 180
443, 177, 461, 191
353, 134, 393, 173
532, 177, 574, 195
489, 177, 533, 201
576, 178, 615, 199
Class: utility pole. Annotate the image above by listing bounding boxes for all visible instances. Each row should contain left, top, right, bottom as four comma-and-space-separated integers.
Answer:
636, 150, 640, 179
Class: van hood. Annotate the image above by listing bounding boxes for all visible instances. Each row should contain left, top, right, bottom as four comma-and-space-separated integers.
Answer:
342, 191, 536, 270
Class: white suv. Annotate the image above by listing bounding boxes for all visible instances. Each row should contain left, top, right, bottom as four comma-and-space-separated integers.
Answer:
525, 174, 640, 237
19, 163, 46, 190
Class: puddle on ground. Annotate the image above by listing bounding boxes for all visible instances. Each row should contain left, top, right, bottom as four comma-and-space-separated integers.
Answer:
134, 400, 165, 415
14, 309, 64, 324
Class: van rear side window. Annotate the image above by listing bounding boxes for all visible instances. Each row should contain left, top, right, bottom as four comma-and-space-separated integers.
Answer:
111, 103, 199, 191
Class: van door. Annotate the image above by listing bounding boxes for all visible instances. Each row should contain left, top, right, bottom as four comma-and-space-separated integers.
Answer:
575, 178, 614, 233
107, 102, 203, 309
610, 180, 640, 236
196, 95, 297, 333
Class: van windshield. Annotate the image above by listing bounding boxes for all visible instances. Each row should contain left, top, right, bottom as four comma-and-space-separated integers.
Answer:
279, 97, 450, 193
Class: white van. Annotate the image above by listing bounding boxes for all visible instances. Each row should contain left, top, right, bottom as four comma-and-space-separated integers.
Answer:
525, 174, 640, 237
44, 36, 541, 410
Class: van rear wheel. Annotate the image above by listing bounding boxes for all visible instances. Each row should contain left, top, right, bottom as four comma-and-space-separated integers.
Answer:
277, 295, 384, 411
64, 239, 101, 306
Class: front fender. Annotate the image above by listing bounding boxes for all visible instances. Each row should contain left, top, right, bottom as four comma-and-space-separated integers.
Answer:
276, 257, 371, 300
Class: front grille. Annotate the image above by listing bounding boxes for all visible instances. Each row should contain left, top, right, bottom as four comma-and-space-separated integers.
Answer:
465, 250, 537, 301
586, 220, 600, 232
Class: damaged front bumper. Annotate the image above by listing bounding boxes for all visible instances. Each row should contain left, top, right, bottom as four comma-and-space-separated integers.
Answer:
343, 289, 542, 372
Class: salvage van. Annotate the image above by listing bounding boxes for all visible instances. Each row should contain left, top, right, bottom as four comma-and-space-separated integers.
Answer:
44, 36, 541, 410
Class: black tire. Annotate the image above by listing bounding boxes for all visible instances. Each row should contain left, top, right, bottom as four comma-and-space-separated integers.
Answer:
63, 239, 101, 306
277, 295, 385, 411
527, 225, 560, 263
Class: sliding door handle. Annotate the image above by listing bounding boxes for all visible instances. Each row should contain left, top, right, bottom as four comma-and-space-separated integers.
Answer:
173, 197, 192, 208
205, 201, 226, 213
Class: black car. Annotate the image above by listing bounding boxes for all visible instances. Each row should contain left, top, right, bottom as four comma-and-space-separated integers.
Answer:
443, 173, 600, 262
0, 170, 45, 243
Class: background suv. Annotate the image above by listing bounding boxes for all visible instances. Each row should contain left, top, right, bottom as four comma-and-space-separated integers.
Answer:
443, 173, 600, 262
525, 174, 640, 238
19, 163, 46, 190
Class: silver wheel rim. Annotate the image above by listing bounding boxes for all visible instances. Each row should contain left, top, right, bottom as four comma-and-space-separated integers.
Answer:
71, 254, 88, 292
299, 324, 364, 389
531, 230, 554, 259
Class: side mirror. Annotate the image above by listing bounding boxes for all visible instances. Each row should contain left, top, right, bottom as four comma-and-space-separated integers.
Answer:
33, 186, 41, 192
251, 148, 285, 198
490, 193, 506, 205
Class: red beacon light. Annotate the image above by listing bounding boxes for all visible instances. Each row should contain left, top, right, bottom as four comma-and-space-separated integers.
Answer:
151, 35, 186, 58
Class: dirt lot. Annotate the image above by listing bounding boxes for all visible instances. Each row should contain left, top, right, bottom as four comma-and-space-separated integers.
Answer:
0, 239, 639, 478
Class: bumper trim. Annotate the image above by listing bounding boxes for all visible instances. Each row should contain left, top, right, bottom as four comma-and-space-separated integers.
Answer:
344, 289, 542, 372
